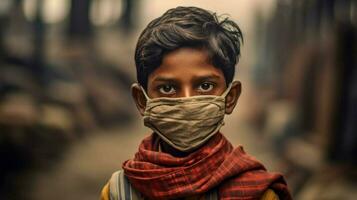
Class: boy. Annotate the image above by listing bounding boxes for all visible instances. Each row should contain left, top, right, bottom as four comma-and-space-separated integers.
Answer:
101, 6, 292, 200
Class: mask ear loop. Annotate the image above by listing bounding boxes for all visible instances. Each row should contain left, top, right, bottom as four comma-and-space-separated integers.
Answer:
131, 83, 151, 100
220, 82, 234, 127
221, 82, 233, 98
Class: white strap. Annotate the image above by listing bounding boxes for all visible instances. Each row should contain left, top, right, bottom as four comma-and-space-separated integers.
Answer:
109, 170, 142, 200
109, 170, 126, 200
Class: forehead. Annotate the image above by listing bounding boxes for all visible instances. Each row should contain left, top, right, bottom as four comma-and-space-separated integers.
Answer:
148, 48, 225, 81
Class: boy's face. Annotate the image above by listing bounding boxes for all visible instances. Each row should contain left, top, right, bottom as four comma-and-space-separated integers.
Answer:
132, 47, 241, 115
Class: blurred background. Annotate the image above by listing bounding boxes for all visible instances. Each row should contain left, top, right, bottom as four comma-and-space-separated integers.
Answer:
0, 0, 356, 199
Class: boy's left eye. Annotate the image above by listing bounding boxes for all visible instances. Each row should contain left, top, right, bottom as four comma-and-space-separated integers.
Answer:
198, 83, 214, 92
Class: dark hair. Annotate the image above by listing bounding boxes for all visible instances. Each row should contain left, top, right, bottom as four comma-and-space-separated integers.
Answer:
135, 6, 243, 89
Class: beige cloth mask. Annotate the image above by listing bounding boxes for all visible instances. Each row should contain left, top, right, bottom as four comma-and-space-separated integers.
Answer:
136, 83, 233, 152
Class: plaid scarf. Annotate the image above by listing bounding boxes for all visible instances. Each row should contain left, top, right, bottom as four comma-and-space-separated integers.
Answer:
122, 132, 292, 200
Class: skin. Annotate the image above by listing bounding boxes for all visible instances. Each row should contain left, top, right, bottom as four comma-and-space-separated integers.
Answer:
132, 47, 241, 157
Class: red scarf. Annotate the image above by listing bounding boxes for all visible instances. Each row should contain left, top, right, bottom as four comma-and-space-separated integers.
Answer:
122, 132, 292, 200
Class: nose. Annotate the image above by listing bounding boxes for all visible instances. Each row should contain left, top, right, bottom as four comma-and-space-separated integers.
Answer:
182, 86, 193, 97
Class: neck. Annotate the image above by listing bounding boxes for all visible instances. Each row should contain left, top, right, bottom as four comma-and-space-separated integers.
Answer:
160, 139, 191, 157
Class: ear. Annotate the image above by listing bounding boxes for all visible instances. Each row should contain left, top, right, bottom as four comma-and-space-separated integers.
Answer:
225, 81, 241, 114
131, 83, 147, 116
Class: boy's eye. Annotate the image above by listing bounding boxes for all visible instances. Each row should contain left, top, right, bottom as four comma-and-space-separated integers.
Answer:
158, 85, 175, 95
198, 82, 214, 92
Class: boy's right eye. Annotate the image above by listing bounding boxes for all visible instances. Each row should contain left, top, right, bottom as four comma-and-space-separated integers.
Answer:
158, 85, 175, 95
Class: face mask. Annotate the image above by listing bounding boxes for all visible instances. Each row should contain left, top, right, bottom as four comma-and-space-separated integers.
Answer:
137, 83, 233, 152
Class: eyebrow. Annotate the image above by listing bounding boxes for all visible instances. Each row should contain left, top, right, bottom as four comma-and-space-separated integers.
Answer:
191, 74, 221, 81
152, 74, 221, 83
151, 76, 178, 83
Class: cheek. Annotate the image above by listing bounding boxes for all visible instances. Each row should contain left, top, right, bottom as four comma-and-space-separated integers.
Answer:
213, 80, 229, 96
146, 77, 159, 97
146, 88, 156, 98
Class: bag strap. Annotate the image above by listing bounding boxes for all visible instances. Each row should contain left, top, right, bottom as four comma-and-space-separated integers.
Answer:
108, 170, 122, 200
109, 170, 142, 200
